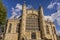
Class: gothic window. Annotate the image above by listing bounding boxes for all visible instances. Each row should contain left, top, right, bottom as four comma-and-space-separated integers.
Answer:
26, 14, 39, 31
8, 23, 12, 33
46, 25, 50, 34
31, 32, 36, 39
16, 23, 20, 33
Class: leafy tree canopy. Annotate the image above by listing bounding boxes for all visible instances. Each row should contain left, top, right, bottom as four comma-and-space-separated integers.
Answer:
0, 0, 7, 25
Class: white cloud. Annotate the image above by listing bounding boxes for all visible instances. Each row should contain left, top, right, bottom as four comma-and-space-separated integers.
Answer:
9, 7, 17, 19
57, 3, 60, 6
56, 30, 60, 36
47, 2, 57, 9
16, 3, 22, 11
9, 3, 32, 19
26, 5, 32, 9
51, 12, 57, 21
44, 16, 53, 22
47, 1, 60, 9
47, 1, 60, 26
56, 17, 60, 25
9, 3, 22, 19
50, 4, 60, 26
16, 12, 21, 19
15, 3, 32, 11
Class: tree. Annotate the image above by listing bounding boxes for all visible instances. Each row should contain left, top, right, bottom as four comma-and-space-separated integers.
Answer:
0, 0, 7, 32
0, 1, 7, 25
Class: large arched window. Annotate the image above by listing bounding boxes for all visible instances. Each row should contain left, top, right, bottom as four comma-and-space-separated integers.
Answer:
26, 14, 39, 31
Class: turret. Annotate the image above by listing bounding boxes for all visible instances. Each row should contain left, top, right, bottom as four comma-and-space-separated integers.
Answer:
21, 1, 26, 32
38, 6, 45, 39
20, 2, 27, 40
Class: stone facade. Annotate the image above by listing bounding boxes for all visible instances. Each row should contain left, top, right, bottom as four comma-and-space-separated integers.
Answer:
4, 3, 57, 40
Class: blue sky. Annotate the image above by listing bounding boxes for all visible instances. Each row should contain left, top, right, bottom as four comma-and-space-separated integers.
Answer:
2, 0, 60, 35
2, 0, 56, 17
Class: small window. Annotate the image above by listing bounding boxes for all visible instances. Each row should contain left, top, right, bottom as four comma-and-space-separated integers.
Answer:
53, 27, 56, 34
8, 23, 12, 33
46, 25, 50, 34
16, 23, 20, 33
31, 32, 36, 39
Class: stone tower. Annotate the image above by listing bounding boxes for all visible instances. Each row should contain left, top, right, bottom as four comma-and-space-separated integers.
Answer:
4, 3, 57, 40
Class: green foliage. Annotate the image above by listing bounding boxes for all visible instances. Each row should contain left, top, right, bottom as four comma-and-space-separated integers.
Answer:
0, 1, 7, 25
0, 0, 2, 2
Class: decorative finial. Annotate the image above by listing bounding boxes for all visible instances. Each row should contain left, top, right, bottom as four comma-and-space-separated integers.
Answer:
39, 4, 43, 10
